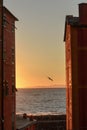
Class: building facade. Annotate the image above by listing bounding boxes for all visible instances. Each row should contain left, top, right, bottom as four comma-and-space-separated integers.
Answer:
0, 2, 3, 130
64, 3, 87, 130
0, 7, 18, 130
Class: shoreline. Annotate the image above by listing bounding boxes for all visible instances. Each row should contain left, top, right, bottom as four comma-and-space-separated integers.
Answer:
16, 113, 66, 130
27, 114, 66, 121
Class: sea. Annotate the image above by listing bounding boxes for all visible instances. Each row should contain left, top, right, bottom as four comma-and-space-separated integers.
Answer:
16, 88, 66, 115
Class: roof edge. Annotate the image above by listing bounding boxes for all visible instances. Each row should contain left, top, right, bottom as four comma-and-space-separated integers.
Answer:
3, 6, 19, 21
79, 3, 87, 5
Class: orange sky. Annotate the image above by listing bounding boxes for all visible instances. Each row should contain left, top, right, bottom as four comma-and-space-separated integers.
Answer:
4, 0, 81, 88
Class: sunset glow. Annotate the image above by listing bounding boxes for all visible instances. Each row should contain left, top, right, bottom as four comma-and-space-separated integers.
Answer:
4, 0, 83, 88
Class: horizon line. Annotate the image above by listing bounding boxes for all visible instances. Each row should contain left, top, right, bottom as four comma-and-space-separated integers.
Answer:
16, 85, 66, 89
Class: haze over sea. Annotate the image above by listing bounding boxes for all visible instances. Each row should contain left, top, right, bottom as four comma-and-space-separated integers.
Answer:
16, 88, 66, 115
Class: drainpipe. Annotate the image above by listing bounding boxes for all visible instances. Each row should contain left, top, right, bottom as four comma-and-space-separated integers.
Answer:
0, 0, 4, 130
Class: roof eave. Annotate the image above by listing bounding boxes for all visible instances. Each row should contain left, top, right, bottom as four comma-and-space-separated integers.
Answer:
3, 6, 19, 21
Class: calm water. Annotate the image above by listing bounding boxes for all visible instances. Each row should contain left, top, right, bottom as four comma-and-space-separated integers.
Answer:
16, 88, 66, 115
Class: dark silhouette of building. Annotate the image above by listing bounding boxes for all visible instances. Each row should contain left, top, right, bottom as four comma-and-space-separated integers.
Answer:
64, 3, 87, 130
0, 1, 3, 130
0, 6, 18, 130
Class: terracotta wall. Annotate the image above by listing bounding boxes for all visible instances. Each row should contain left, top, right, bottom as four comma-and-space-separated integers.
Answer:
3, 8, 16, 130
24, 124, 36, 130
77, 27, 87, 129
0, 5, 3, 130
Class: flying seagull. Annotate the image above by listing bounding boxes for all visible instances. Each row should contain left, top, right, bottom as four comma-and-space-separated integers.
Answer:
48, 76, 53, 81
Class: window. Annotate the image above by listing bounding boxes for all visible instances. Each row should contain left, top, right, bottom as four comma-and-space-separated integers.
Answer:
12, 47, 15, 53
3, 15, 9, 27
12, 22, 15, 32
12, 76, 15, 93
12, 48, 15, 64
12, 83, 15, 93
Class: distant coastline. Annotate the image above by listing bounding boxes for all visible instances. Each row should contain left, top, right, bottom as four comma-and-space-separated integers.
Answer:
17, 86, 66, 89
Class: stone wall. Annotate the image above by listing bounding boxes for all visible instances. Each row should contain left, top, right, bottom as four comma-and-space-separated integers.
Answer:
28, 114, 66, 130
